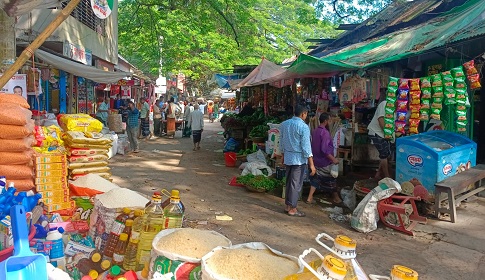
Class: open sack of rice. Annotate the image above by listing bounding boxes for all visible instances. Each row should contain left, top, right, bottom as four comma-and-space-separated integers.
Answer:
149, 228, 232, 279
201, 242, 302, 280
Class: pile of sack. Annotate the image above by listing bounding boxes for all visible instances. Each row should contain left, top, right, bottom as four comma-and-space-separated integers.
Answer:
0, 94, 35, 191
58, 114, 112, 180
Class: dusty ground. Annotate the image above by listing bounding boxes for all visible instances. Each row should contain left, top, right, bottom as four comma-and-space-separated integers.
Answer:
109, 118, 485, 280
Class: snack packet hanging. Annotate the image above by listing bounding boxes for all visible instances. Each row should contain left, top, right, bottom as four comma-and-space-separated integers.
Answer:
409, 79, 420, 91
384, 118, 394, 129
431, 74, 443, 87
455, 89, 467, 100
456, 110, 467, 121
386, 101, 397, 109
409, 119, 420, 134
420, 109, 429, 121
421, 99, 431, 109
468, 74, 482, 90
398, 89, 409, 100
451, 66, 466, 79
385, 107, 395, 119
387, 88, 397, 98
430, 108, 442, 120
432, 102, 443, 109
432, 86, 444, 97
463, 60, 478, 76
396, 111, 407, 121
457, 120, 467, 132
420, 77, 432, 88
421, 88, 432, 99
444, 88, 457, 105
456, 104, 466, 111
384, 128, 394, 140
395, 121, 406, 135
454, 81, 467, 89
399, 79, 409, 89
432, 97, 443, 104
397, 100, 408, 112
409, 104, 420, 113
410, 111, 420, 119
386, 95, 397, 103
388, 77, 399, 88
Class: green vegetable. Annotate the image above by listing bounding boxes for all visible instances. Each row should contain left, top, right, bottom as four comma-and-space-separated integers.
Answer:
236, 174, 284, 192
249, 124, 269, 138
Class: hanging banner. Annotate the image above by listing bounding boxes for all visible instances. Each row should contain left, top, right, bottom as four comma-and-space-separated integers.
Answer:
0, 74, 27, 99
90, 0, 114, 19
120, 86, 131, 98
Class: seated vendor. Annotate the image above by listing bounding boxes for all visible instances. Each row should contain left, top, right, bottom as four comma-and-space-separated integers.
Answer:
307, 113, 342, 205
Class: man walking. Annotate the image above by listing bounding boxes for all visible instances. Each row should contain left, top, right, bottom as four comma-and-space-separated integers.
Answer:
188, 104, 204, 151
279, 106, 316, 217
126, 101, 140, 153
307, 113, 342, 205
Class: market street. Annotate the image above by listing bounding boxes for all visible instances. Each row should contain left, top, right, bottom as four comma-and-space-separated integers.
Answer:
110, 118, 485, 280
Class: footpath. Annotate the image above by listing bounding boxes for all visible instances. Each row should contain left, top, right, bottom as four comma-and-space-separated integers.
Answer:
109, 118, 485, 280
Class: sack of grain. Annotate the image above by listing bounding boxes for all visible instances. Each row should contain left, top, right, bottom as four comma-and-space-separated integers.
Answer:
0, 120, 35, 139
65, 131, 112, 145
65, 141, 112, 149
7, 178, 35, 191
68, 161, 108, 170
59, 114, 103, 133
0, 164, 34, 179
89, 188, 149, 251
68, 154, 108, 163
201, 242, 302, 280
70, 166, 110, 175
108, 114, 123, 133
149, 228, 232, 279
0, 151, 33, 165
0, 93, 30, 109
68, 148, 108, 156
0, 137, 34, 152
0, 103, 32, 125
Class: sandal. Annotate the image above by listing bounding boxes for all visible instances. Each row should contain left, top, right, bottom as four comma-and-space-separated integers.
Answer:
287, 210, 306, 217
305, 199, 316, 204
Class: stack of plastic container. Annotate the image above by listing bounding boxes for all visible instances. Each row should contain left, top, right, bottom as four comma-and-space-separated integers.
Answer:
0, 93, 35, 191
34, 152, 73, 212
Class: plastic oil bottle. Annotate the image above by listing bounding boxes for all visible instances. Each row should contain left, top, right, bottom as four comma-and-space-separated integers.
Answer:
122, 210, 145, 271
112, 233, 129, 266
136, 192, 164, 271
163, 190, 184, 229
103, 208, 131, 258
293, 248, 348, 280
315, 233, 368, 280
369, 265, 418, 280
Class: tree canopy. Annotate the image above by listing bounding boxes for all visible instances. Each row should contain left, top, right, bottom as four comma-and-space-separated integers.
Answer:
314, 0, 393, 24
118, 0, 339, 90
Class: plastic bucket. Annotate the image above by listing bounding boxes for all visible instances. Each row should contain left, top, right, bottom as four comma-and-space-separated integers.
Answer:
0, 225, 36, 262
224, 152, 237, 167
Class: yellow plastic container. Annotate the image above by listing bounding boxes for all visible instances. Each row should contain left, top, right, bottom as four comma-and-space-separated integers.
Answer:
369, 265, 418, 280
295, 248, 347, 280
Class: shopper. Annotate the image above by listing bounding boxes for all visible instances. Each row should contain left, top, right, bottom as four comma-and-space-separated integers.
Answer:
279, 106, 316, 217
114, 94, 123, 110
139, 97, 150, 140
189, 104, 204, 151
153, 98, 163, 137
96, 97, 110, 126
126, 101, 140, 153
166, 97, 178, 139
307, 113, 342, 205
182, 101, 192, 138
368, 94, 391, 179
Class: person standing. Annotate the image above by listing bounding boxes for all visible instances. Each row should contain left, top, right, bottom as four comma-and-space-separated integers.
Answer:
307, 113, 342, 205
367, 95, 391, 179
153, 98, 162, 137
96, 97, 110, 127
189, 104, 204, 151
166, 97, 178, 139
113, 94, 123, 111
279, 106, 316, 217
139, 97, 150, 140
182, 101, 192, 138
126, 101, 140, 153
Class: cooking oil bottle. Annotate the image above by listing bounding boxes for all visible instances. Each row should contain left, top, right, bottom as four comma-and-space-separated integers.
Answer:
292, 248, 347, 280
315, 233, 368, 280
369, 265, 418, 280
136, 192, 164, 271
163, 190, 184, 229
103, 208, 131, 258
122, 210, 144, 271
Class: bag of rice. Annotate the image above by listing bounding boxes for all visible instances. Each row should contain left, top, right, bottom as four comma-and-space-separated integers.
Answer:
0, 103, 32, 125
149, 228, 232, 279
68, 154, 108, 163
59, 114, 103, 133
69, 173, 119, 197
68, 161, 108, 170
7, 179, 35, 191
201, 242, 302, 280
70, 166, 110, 175
0, 137, 34, 152
0, 151, 33, 165
0, 120, 35, 139
89, 188, 149, 252
68, 148, 108, 156
0, 165, 34, 179
0, 93, 30, 108
65, 131, 112, 145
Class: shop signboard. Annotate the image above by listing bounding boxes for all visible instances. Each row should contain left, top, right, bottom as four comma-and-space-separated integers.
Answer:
116, 79, 135, 86
0, 74, 27, 99
120, 86, 131, 98
90, 0, 114, 19
63, 41, 92, 66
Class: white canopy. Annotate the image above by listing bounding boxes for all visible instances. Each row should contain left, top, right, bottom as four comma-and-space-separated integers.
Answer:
35, 49, 131, 83
1, 0, 61, 16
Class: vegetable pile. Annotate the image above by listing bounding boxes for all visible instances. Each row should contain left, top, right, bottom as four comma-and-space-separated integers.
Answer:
249, 124, 269, 138
236, 174, 284, 192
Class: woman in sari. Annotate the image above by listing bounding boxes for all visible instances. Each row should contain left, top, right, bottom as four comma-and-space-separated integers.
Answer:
166, 97, 177, 139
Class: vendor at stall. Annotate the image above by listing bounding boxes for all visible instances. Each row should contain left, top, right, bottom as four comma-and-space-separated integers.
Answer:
239, 101, 255, 117
95, 97, 110, 126
368, 95, 391, 179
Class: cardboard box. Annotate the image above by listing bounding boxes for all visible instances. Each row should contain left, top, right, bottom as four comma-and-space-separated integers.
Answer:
34, 154, 67, 164
36, 169, 68, 178
40, 194, 70, 205
35, 181, 68, 192
38, 189, 69, 199
35, 162, 68, 171
35, 176, 66, 185
43, 200, 75, 212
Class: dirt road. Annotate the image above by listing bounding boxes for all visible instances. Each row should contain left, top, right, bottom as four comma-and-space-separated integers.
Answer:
109, 118, 485, 280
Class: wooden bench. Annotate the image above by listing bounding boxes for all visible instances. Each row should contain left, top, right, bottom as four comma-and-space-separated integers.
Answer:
434, 164, 485, 223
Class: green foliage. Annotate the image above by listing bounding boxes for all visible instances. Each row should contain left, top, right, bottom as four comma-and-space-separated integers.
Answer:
118, 0, 340, 88
236, 174, 283, 191
313, 0, 393, 24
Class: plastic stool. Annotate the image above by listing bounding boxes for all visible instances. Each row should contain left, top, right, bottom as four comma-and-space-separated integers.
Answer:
377, 195, 427, 236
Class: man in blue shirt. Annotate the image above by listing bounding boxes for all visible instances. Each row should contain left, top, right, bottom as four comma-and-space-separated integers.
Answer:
126, 101, 140, 153
279, 106, 316, 217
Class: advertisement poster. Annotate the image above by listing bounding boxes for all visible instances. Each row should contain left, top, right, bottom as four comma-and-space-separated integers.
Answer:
90, 0, 114, 19
0, 74, 27, 99
120, 86, 131, 98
